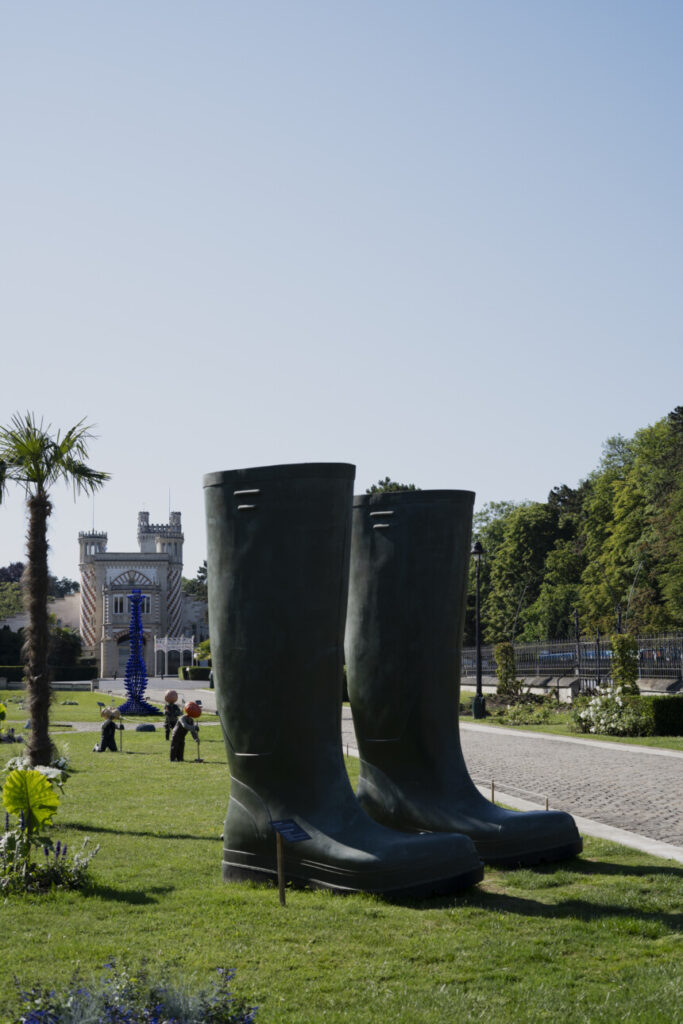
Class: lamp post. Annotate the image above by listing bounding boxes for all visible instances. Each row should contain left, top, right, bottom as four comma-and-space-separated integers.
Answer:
471, 541, 486, 720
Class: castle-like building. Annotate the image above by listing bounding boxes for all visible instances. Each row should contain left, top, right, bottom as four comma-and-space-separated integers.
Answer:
79, 511, 206, 677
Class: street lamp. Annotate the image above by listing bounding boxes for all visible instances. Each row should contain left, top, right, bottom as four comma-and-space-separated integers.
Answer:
471, 540, 486, 720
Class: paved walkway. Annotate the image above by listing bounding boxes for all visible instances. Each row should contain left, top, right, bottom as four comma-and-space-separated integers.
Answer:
94, 680, 683, 861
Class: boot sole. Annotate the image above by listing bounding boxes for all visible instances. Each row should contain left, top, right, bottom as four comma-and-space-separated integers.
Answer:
223, 858, 484, 898
478, 837, 584, 868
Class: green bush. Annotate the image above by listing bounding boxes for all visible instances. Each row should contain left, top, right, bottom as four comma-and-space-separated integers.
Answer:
0, 665, 25, 682
494, 642, 524, 697
647, 694, 683, 736
611, 633, 640, 695
52, 666, 97, 682
502, 698, 554, 727
186, 666, 211, 682
572, 688, 654, 736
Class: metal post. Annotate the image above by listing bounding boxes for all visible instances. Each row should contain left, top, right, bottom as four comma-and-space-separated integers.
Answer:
472, 542, 486, 719
574, 609, 582, 691
276, 832, 286, 906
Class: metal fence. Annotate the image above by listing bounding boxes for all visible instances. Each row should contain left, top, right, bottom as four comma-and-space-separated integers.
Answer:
461, 634, 683, 692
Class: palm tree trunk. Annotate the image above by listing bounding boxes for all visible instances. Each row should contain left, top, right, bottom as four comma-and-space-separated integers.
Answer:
22, 493, 54, 766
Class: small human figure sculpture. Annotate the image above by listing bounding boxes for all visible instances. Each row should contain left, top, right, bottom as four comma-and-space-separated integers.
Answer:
164, 689, 182, 740
94, 707, 123, 752
170, 701, 202, 762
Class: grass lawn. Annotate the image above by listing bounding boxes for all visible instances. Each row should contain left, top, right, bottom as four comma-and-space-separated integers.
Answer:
0, 688, 219, 729
1, 721, 682, 1023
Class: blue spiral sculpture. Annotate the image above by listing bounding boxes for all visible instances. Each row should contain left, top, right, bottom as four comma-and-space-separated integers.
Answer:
117, 589, 159, 715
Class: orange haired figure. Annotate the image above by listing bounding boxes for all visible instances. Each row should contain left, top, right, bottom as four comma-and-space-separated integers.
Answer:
170, 701, 201, 762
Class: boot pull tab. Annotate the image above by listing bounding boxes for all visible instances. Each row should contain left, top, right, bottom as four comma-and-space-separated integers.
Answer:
234, 488, 261, 511
370, 510, 395, 529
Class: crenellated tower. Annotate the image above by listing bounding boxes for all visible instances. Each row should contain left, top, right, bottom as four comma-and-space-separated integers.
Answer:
137, 511, 184, 635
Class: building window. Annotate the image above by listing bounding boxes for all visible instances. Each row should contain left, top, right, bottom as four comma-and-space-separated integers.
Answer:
141, 595, 151, 615
113, 596, 125, 615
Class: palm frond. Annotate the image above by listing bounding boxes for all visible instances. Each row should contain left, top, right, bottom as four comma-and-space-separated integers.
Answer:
0, 412, 109, 499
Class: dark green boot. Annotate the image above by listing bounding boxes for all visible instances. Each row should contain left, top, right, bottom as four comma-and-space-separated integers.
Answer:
204, 464, 483, 896
345, 489, 583, 867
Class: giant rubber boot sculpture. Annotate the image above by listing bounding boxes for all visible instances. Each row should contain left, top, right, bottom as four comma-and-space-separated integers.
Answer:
204, 464, 483, 896
345, 489, 583, 867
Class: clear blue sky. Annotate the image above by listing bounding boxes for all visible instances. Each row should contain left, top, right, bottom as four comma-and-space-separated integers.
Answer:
1, 1, 681, 580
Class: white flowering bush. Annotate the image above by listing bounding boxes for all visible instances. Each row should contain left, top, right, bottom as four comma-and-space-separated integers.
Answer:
572, 686, 654, 736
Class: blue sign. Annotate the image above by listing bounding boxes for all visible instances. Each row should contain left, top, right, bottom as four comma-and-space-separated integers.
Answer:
271, 819, 311, 843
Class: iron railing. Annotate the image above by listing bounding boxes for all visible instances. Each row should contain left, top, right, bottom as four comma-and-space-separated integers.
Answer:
461, 634, 683, 692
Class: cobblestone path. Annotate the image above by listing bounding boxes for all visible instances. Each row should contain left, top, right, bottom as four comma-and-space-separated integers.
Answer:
341, 709, 683, 847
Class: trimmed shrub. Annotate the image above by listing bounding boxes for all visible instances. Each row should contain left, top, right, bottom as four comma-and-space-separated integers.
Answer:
186, 666, 211, 682
52, 666, 97, 682
494, 642, 524, 698
648, 694, 683, 736
0, 666, 25, 683
611, 633, 640, 695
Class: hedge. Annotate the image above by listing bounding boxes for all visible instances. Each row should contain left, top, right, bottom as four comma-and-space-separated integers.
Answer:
646, 694, 683, 736
186, 666, 211, 682
0, 665, 25, 682
52, 665, 97, 681
0, 665, 96, 683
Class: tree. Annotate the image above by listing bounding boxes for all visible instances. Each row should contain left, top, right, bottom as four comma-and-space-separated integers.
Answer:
0, 562, 25, 583
48, 576, 80, 598
0, 581, 24, 619
485, 503, 559, 642
48, 624, 83, 667
0, 413, 108, 765
182, 560, 208, 601
365, 477, 420, 493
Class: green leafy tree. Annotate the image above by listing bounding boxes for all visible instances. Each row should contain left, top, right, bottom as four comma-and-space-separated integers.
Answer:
0, 581, 24, 619
365, 477, 420, 493
0, 625, 23, 663
0, 414, 109, 766
485, 503, 559, 642
48, 576, 80, 598
48, 625, 83, 667
0, 562, 24, 583
194, 638, 211, 662
464, 501, 520, 645
182, 560, 208, 600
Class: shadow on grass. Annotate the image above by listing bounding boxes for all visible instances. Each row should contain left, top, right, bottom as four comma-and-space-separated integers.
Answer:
520, 857, 683, 880
84, 882, 174, 905
66, 822, 220, 842
454, 889, 683, 930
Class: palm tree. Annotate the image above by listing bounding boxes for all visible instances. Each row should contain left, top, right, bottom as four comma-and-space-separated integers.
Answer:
0, 413, 109, 765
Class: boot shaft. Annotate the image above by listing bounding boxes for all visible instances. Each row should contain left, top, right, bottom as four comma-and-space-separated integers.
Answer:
346, 490, 474, 743
204, 463, 355, 778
